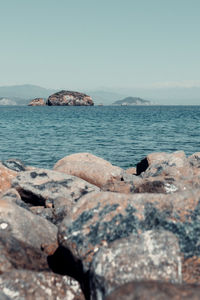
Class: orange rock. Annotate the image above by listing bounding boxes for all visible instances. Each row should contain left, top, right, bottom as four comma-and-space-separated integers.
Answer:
0, 163, 17, 195
54, 153, 124, 188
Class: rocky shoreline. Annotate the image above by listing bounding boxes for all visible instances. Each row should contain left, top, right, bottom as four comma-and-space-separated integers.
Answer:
1, 151, 200, 299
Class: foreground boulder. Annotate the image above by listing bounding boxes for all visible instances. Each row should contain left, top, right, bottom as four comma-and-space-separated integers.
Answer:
47, 90, 94, 106
105, 281, 200, 300
28, 98, 45, 106
12, 168, 99, 224
54, 153, 125, 188
0, 270, 85, 300
58, 190, 200, 283
0, 197, 57, 272
90, 230, 181, 299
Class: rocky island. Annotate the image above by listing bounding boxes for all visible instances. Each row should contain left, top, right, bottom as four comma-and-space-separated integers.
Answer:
28, 98, 45, 106
28, 90, 94, 106
46, 90, 94, 106
113, 96, 151, 106
1, 151, 200, 298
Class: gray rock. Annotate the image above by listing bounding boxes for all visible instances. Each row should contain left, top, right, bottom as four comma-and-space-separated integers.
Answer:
0, 198, 57, 272
105, 281, 200, 300
90, 230, 182, 300
12, 168, 99, 224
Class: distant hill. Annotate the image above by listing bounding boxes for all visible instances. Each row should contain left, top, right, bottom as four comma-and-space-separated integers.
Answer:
0, 84, 56, 105
113, 97, 151, 106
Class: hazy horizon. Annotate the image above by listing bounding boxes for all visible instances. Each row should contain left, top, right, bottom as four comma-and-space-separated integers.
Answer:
1, 0, 200, 101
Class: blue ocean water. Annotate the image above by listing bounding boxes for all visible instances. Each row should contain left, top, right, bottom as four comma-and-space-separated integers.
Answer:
0, 105, 199, 169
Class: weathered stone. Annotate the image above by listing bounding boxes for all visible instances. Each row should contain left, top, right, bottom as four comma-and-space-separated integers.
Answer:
90, 230, 181, 300
0, 270, 85, 300
58, 189, 200, 282
136, 151, 190, 178
105, 281, 200, 300
0, 163, 17, 195
28, 98, 45, 106
54, 153, 124, 188
0, 198, 57, 272
47, 90, 94, 106
12, 168, 99, 224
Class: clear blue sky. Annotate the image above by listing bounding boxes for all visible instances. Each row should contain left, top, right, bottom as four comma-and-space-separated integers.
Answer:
1, 0, 200, 90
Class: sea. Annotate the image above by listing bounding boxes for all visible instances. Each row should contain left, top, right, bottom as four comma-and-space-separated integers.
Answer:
0, 105, 200, 169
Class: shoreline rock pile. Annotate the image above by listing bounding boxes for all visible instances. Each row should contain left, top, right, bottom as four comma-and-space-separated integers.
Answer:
1, 151, 200, 299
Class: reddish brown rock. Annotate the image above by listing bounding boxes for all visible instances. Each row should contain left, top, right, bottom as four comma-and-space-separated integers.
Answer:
28, 98, 45, 106
54, 153, 124, 188
0, 163, 17, 195
58, 189, 200, 282
105, 281, 200, 300
47, 90, 94, 106
0, 270, 85, 300
90, 230, 181, 299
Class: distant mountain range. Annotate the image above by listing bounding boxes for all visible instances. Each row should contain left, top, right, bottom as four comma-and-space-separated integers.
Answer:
0, 84, 200, 105
0, 85, 56, 105
112, 97, 151, 106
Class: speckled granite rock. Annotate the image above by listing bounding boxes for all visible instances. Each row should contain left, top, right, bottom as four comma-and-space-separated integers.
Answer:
12, 168, 99, 225
0, 270, 85, 300
90, 230, 181, 300
58, 189, 200, 282
47, 90, 94, 106
105, 281, 200, 300
28, 98, 45, 106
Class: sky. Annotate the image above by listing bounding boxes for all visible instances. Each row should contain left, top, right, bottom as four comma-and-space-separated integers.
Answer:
1, 0, 200, 91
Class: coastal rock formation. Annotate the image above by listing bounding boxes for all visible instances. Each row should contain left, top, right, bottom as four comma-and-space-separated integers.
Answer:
1, 151, 200, 298
28, 98, 45, 106
47, 90, 94, 106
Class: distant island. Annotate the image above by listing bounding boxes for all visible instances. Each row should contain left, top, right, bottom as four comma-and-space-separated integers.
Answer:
112, 97, 151, 106
28, 90, 94, 106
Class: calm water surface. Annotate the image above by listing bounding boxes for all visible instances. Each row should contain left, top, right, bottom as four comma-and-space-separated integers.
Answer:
0, 106, 199, 169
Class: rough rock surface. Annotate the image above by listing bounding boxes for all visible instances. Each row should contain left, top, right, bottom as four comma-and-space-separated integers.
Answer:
0, 270, 85, 300
54, 153, 125, 188
0, 197, 57, 272
2, 159, 26, 172
105, 281, 200, 300
12, 168, 99, 224
47, 90, 94, 106
134, 151, 200, 194
58, 189, 200, 279
0, 163, 17, 195
90, 230, 181, 299
28, 98, 45, 106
